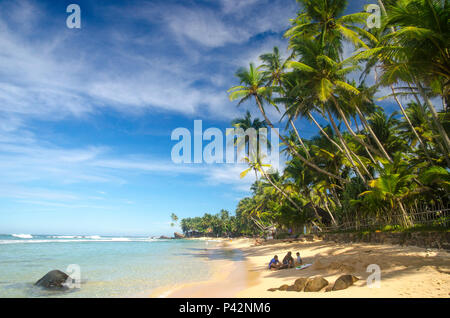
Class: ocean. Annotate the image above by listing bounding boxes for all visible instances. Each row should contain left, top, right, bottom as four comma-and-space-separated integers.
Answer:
0, 234, 222, 297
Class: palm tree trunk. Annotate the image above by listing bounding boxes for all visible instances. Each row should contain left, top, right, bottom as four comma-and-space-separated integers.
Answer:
354, 105, 395, 163
329, 181, 342, 208
390, 86, 435, 164
325, 108, 367, 183
289, 118, 311, 159
321, 193, 337, 226
397, 199, 413, 228
259, 168, 302, 212
254, 96, 348, 183
416, 81, 450, 154
308, 111, 373, 176
332, 96, 391, 162
308, 112, 344, 151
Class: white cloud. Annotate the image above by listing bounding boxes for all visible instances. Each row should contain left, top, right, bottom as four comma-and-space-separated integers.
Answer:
164, 7, 249, 48
219, 0, 260, 14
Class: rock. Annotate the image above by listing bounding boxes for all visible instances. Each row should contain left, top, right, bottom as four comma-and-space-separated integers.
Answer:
286, 283, 304, 292
332, 275, 359, 291
159, 235, 171, 239
304, 276, 329, 292
174, 232, 185, 239
293, 277, 308, 291
278, 284, 289, 291
267, 288, 278, 292
35, 270, 69, 289
286, 285, 298, 291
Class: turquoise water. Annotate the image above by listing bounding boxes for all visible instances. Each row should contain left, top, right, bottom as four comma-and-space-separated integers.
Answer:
0, 234, 221, 297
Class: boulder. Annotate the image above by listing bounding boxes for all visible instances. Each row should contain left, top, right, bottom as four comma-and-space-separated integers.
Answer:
267, 288, 278, 292
293, 277, 308, 291
174, 232, 185, 239
332, 275, 359, 291
286, 285, 298, 291
278, 284, 289, 291
304, 276, 329, 292
35, 270, 69, 289
159, 235, 171, 239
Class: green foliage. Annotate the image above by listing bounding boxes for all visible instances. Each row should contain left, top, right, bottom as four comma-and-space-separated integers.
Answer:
183, 0, 449, 236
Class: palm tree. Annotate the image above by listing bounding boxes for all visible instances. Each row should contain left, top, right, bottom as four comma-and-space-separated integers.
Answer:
285, 0, 370, 53
360, 154, 415, 227
231, 111, 268, 179
286, 38, 376, 182
259, 47, 314, 160
228, 63, 347, 183
364, 0, 450, 154
170, 213, 179, 227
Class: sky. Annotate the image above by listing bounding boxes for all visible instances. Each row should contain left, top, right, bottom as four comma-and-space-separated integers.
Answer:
0, 0, 400, 236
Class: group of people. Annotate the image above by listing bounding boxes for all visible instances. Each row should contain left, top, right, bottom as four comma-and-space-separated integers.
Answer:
268, 251, 302, 270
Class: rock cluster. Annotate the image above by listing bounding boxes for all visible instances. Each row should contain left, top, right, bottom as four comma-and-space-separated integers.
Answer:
267, 274, 359, 293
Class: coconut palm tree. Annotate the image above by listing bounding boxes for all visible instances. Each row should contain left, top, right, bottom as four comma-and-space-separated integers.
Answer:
228, 63, 347, 183
363, 0, 450, 154
285, 0, 370, 53
360, 153, 415, 226
231, 110, 268, 179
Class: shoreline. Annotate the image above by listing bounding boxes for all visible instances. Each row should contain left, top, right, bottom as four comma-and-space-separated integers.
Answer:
152, 237, 450, 298
150, 239, 259, 298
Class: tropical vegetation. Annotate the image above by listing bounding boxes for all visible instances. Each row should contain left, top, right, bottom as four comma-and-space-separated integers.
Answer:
180, 0, 449, 237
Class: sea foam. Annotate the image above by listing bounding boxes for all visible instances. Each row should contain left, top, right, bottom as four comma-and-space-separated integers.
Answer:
11, 234, 33, 239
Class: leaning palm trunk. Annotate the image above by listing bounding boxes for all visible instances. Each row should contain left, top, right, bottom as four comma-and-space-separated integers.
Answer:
390, 86, 435, 164
347, 147, 373, 178
397, 199, 413, 228
259, 168, 302, 212
254, 96, 348, 183
320, 193, 338, 226
415, 81, 450, 155
354, 105, 397, 164
325, 109, 367, 183
308, 112, 371, 177
308, 112, 344, 151
289, 118, 311, 159
332, 96, 392, 162
329, 179, 342, 208
404, 83, 450, 164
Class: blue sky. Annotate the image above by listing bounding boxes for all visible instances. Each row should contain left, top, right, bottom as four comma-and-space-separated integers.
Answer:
0, 0, 398, 236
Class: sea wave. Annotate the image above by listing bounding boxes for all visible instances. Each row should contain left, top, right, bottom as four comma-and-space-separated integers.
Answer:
11, 234, 33, 239
0, 237, 163, 244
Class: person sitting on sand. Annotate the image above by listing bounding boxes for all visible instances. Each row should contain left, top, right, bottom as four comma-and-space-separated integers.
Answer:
281, 251, 295, 268
295, 252, 303, 265
268, 255, 281, 270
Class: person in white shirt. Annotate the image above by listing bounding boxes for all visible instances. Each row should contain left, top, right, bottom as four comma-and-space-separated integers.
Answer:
295, 252, 303, 265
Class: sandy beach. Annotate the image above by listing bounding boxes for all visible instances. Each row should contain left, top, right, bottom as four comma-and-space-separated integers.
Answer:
153, 237, 450, 298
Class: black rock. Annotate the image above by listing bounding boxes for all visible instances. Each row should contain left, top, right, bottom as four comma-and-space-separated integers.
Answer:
35, 270, 69, 289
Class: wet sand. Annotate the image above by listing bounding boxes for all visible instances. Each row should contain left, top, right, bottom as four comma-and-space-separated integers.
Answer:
150, 240, 258, 297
